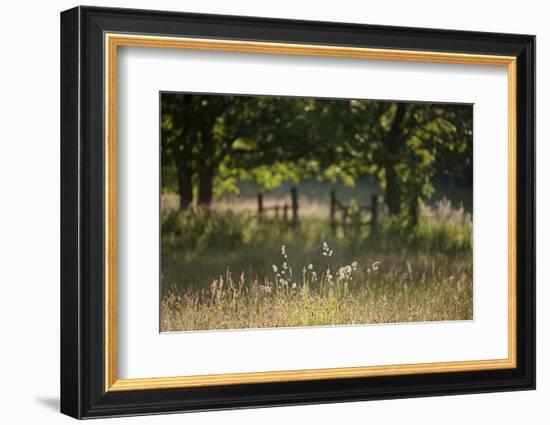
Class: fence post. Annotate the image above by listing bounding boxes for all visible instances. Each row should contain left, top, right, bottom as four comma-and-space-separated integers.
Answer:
291, 187, 298, 225
275, 205, 280, 218
371, 194, 378, 231
330, 189, 336, 235
283, 203, 288, 224
257, 192, 263, 222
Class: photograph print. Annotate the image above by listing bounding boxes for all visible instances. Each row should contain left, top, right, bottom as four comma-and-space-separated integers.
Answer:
160, 92, 473, 332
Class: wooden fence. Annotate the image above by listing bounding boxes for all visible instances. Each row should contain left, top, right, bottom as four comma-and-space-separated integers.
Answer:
330, 189, 378, 234
257, 187, 299, 226
257, 187, 379, 232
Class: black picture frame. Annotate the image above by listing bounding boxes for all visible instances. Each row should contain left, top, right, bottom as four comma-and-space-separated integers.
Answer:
61, 5, 535, 419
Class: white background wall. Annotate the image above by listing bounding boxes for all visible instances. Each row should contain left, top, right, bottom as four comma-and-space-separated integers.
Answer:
0, 0, 545, 423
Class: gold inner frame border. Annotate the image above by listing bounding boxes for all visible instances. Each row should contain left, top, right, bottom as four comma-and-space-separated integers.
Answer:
104, 33, 517, 392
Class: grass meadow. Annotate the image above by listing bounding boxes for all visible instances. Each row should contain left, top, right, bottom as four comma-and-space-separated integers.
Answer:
160, 196, 473, 332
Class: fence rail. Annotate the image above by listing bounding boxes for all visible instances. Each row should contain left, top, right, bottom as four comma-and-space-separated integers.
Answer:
330, 189, 378, 234
257, 187, 379, 233
257, 187, 298, 226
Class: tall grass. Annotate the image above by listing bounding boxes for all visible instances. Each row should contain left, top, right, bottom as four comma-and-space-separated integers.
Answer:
160, 198, 472, 331
161, 243, 472, 331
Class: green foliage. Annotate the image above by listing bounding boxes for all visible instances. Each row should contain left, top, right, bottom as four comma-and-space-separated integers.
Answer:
381, 215, 472, 256
383, 200, 473, 256
161, 209, 248, 252
161, 93, 473, 226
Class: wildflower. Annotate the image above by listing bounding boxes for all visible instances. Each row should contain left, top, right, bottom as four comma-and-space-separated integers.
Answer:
338, 265, 352, 280
272, 265, 278, 273
281, 245, 286, 256
282, 262, 288, 270
308, 263, 314, 270
351, 261, 358, 271
322, 241, 331, 256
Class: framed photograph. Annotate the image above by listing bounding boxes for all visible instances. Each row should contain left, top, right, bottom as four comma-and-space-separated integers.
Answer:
60, 6, 535, 419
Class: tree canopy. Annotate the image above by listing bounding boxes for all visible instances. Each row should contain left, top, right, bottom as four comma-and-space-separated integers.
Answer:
161, 93, 472, 225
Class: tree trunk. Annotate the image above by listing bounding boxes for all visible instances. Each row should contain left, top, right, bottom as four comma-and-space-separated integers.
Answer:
382, 103, 407, 216
175, 134, 194, 210
198, 165, 214, 207
384, 164, 402, 215
177, 165, 193, 210
407, 195, 419, 227
197, 125, 216, 208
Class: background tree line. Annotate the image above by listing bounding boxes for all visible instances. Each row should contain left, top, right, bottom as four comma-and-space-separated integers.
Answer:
161, 93, 472, 226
